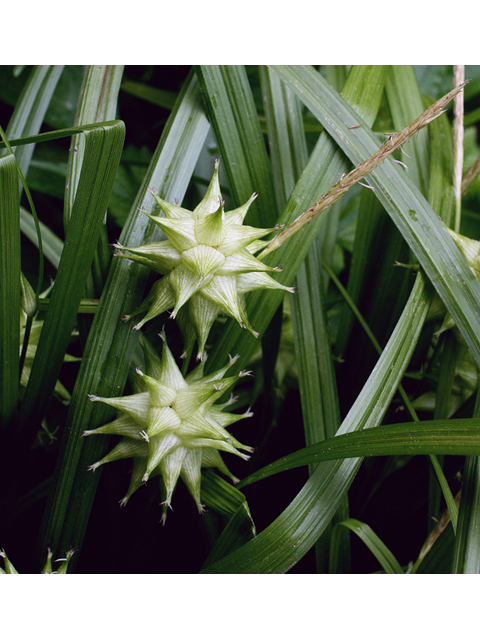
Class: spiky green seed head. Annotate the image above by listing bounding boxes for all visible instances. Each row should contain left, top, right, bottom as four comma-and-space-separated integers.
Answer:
84, 332, 253, 523
118, 161, 293, 359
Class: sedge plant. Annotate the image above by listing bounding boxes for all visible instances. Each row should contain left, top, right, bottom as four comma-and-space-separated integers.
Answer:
3, 65, 480, 574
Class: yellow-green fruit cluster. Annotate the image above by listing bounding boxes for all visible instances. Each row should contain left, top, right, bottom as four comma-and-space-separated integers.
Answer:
117, 161, 293, 359
84, 332, 253, 523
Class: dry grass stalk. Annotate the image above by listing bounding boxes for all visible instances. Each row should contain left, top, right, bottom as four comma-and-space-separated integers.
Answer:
259, 80, 469, 259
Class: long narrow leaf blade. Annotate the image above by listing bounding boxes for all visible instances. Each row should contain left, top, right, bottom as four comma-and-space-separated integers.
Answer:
385, 65, 430, 196
452, 402, 480, 573
2, 65, 64, 286
19, 120, 126, 437
0, 153, 20, 427
19, 206, 63, 268
3, 66, 64, 183
64, 65, 124, 293
239, 419, 480, 487
332, 519, 404, 574
200, 469, 257, 566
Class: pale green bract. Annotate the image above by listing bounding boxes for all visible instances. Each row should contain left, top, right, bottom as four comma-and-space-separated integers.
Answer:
83, 331, 253, 523
116, 160, 293, 359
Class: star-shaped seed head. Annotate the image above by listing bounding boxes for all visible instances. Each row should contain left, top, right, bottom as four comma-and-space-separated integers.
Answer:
83, 332, 253, 523
117, 161, 293, 359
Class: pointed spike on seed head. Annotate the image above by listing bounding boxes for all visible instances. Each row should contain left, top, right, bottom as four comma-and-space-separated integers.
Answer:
148, 189, 192, 220
161, 509, 168, 526
228, 353, 240, 367
194, 202, 227, 245
224, 394, 238, 406
247, 238, 270, 255
133, 319, 146, 331
41, 548, 54, 574
160, 498, 174, 525
225, 192, 258, 225
161, 499, 174, 512
192, 161, 222, 219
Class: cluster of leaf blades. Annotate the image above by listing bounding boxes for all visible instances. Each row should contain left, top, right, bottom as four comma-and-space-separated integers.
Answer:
2, 64, 480, 573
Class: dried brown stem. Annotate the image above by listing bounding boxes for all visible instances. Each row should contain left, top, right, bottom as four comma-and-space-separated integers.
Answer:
408, 491, 461, 573
259, 81, 469, 260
